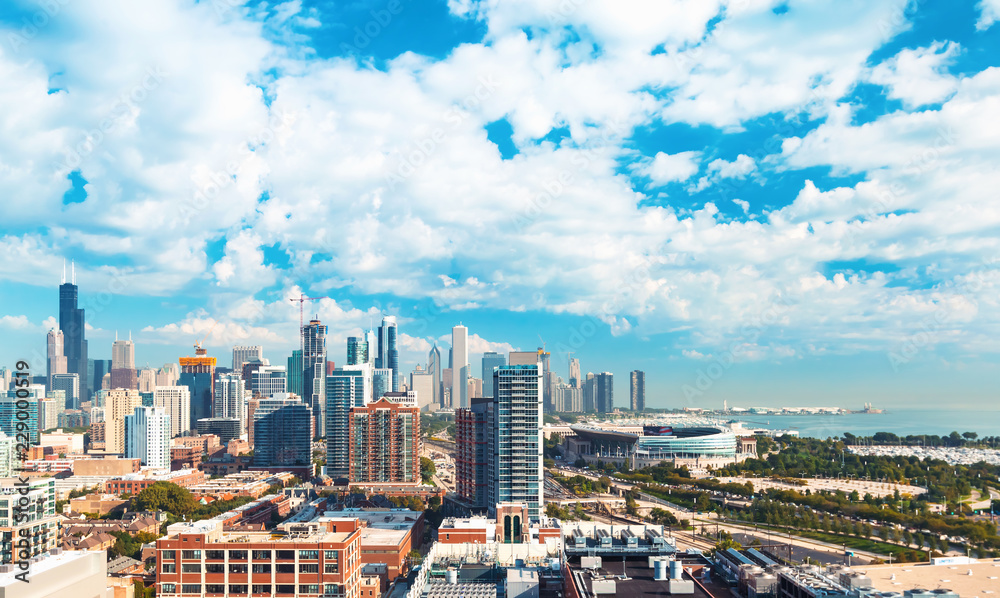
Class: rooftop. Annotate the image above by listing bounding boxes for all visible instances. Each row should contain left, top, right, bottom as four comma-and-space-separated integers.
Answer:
0, 550, 101, 587
862, 560, 1000, 596
566, 555, 714, 598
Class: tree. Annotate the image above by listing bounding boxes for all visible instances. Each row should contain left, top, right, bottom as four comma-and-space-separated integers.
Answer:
132, 482, 196, 517
420, 457, 437, 483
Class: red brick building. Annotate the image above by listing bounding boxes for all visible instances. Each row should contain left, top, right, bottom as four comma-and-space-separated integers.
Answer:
348, 397, 420, 484
155, 518, 362, 597
105, 468, 206, 495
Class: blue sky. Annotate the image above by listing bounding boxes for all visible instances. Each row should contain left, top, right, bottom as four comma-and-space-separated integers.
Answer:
1, 0, 999, 410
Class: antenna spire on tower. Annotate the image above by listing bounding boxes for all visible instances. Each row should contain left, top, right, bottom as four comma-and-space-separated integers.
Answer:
71, 260, 76, 285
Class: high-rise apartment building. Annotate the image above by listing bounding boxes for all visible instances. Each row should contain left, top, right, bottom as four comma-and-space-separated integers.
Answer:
427, 344, 442, 406
302, 320, 328, 437
125, 406, 170, 469
231, 345, 263, 372
596, 372, 614, 413
59, 265, 89, 402
488, 352, 544, 522
583, 373, 596, 412
455, 398, 490, 508
555, 383, 582, 412
630, 370, 645, 412
376, 316, 399, 392
1, 389, 41, 444
348, 396, 420, 484
105, 388, 143, 454
251, 396, 312, 475
325, 364, 372, 479
346, 336, 368, 366
0, 477, 60, 562
480, 351, 505, 398
179, 345, 216, 427
451, 325, 469, 409
110, 334, 138, 390
196, 418, 242, 445
250, 365, 287, 398
46, 328, 67, 389
38, 398, 58, 432
213, 371, 246, 432
154, 385, 191, 437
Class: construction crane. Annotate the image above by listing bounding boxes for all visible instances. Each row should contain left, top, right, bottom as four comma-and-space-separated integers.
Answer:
193, 320, 218, 355
289, 293, 329, 334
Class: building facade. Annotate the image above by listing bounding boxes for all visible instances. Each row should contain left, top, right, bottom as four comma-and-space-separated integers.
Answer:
252, 398, 312, 472
346, 337, 368, 366
125, 406, 171, 469
179, 348, 216, 427
325, 365, 372, 479
302, 320, 328, 438
348, 397, 420, 484
104, 387, 143, 454
480, 352, 506, 399
214, 371, 246, 432
376, 316, 398, 392
455, 398, 490, 509
59, 272, 89, 403
0, 477, 59, 563
154, 385, 191, 437
232, 345, 263, 373
630, 370, 645, 412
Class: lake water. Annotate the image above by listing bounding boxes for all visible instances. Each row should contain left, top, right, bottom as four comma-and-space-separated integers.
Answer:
725, 409, 1000, 440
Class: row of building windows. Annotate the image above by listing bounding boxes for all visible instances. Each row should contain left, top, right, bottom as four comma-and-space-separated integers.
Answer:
167, 549, 338, 561
161, 583, 338, 595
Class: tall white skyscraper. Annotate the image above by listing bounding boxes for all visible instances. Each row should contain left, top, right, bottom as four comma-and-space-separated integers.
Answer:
124, 406, 170, 470
214, 372, 246, 433
250, 365, 287, 398
428, 344, 442, 406
46, 329, 67, 389
111, 335, 135, 369
451, 324, 469, 409
410, 365, 434, 411
568, 357, 581, 388
105, 388, 143, 454
154, 386, 191, 437
232, 346, 263, 372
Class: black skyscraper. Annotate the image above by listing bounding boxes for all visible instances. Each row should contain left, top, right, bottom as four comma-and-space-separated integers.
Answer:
59, 276, 89, 402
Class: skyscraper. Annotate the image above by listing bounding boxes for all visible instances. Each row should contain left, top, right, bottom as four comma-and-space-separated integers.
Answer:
153, 385, 190, 437
372, 367, 393, 403
325, 364, 372, 479
232, 345, 263, 372
428, 344, 442, 406
346, 336, 368, 366
348, 396, 420, 484
365, 328, 377, 365
630, 370, 645, 412
155, 362, 179, 387
376, 316, 399, 391
583, 373, 596, 412
58, 263, 89, 402
480, 351, 505, 399
568, 357, 581, 388
105, 388, 143, 454
489, 352, 544, 522
46, 329, 67, 389
596, 372, 614, 413
286, 350, 303, 397
455, 398, 490, 509
2, 388, 41, 445
124, 406, 170, 469
50, 373, 79, 411
250, 365, 287, 398
179, 345, 215, 427
137, 367, 156, 393
302, 320, 327, 437
409, 365, 434, 411
110, 333, 138, 390
451, 324, 469, 409
213, 371, 246, 432
252, 396, 312, 475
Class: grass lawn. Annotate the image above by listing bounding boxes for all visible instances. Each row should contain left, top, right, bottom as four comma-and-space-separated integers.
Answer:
726, 520, 929, 562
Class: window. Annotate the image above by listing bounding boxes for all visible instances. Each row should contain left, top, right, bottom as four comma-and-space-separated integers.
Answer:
229, 550, 247, 560
162, 563, 176, 573
324, 563, 339, 574
276, 563, 295, 574
252, 550, 271, 560
206, 563, 225, 574
299, 563, 319, 573
181, 564, 201, 573
206, 550, 225, 560
181, 585, 202, 594
181, 550, 201, 559
229, 585, 248, 594
252, 563, 271, 574
298, 549, 318, 560
160, 584, 175, 593
252, 585, 271, 594
324, 550, 338, 560
276, 550, 295, 560
276, 585, 295, 595
229, 563, 248, 574
324, 584, 342, 596
300, 584, 320, 594
161, 550, 175, 560
205, 585, 225, 594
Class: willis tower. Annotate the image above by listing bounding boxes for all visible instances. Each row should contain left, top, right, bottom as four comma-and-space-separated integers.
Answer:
59, 262, 89, 403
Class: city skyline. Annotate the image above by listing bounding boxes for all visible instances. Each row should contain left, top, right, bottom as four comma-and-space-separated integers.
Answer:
1, 1, 999, 410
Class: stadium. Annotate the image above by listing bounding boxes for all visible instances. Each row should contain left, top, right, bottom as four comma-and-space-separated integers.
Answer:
563, 424, 753, 471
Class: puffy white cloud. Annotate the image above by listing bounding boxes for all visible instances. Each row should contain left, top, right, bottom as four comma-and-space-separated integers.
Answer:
0, 315, 34, 330
977, 0, 1000, 30
868, 42, 960, 108
634, 151, 701, 184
